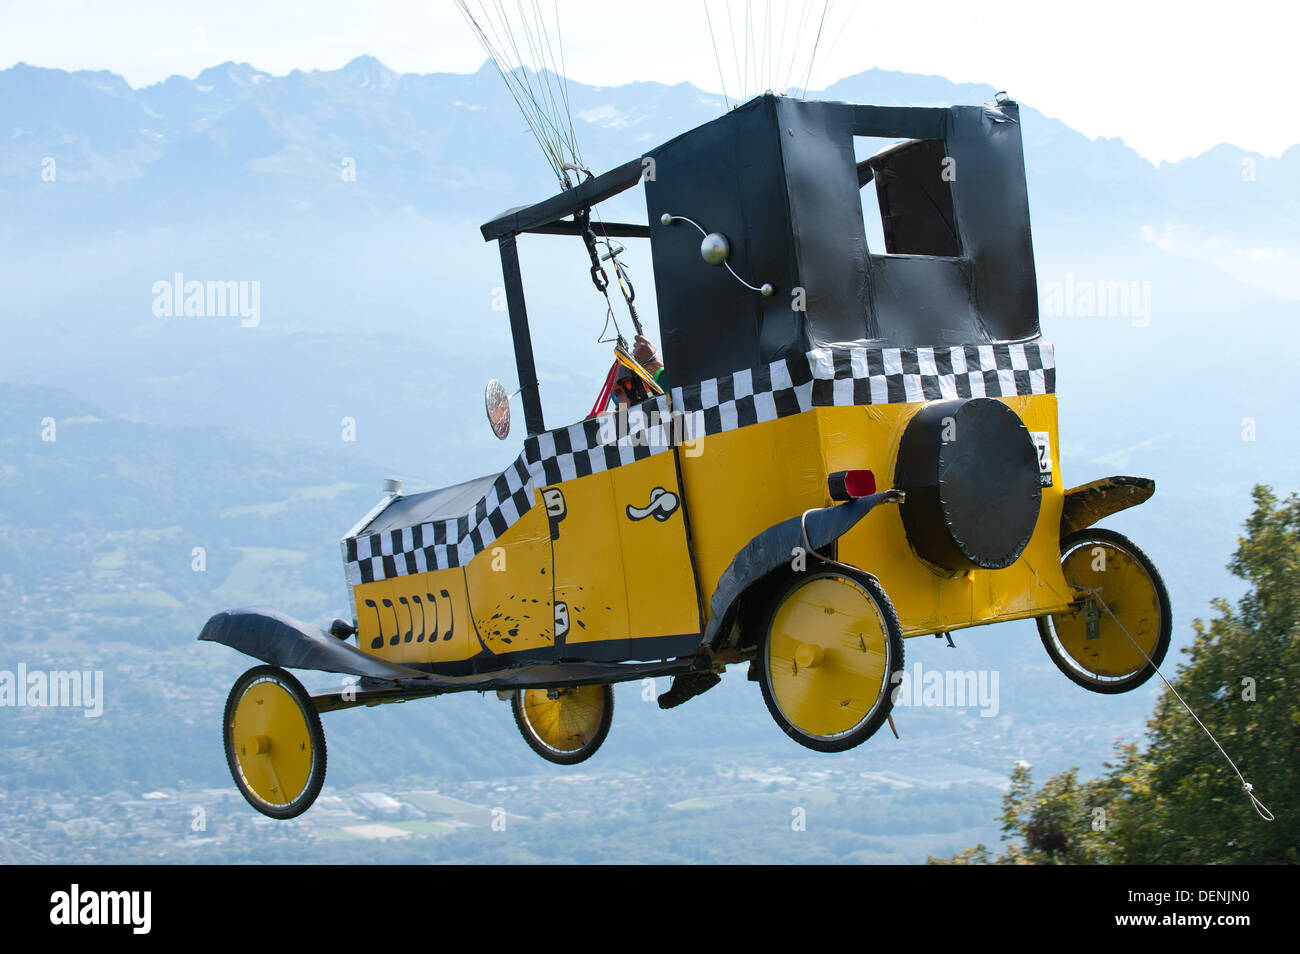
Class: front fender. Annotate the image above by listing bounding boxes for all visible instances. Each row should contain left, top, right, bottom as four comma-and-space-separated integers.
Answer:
198, 606, 428, 681
701, 490, 901, 647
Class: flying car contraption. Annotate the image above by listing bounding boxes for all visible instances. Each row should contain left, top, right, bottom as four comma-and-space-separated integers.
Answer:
201, 94, 1171, 818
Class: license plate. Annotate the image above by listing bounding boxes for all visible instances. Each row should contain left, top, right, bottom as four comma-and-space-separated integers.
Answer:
1031, 432, 1053, 487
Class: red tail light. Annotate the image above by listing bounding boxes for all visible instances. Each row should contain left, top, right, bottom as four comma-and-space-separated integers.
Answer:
828, 469, 877, 501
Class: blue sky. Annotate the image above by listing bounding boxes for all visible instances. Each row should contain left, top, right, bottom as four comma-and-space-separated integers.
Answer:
2, 0, 1297, 163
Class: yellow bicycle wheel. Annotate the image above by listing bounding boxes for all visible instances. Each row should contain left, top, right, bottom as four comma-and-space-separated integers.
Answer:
224, 665, 326, 818
512, 684, 614, 765
1038, 528, 1171, 693
758, 570, 904, 752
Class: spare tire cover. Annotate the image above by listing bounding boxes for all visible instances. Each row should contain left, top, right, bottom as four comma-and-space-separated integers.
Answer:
893, 398, 1041, 571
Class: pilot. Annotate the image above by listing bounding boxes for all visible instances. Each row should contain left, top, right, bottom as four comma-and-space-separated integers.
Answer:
612, 334, 666, 411
633, 334, 665, 385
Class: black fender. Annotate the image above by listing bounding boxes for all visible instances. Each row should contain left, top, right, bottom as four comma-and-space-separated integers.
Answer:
198, 606, 428, 681
1060, 476, 1154, 538
701, 490, 901, 648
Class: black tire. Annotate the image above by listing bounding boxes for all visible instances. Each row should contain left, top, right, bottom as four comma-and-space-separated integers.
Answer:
1037, 528, 1172, 694
223, 665, 327, 819
757, 568, 905, 753
511, 684, 614, 765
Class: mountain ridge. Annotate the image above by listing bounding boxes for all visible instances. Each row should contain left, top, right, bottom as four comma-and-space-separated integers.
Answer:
3, 56, 1292, 172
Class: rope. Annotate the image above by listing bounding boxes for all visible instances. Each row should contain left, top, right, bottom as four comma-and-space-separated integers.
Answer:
805, 0, 859, 95
796, 497, 903, 585
702, 1, 847, 103
455, 0, 582, 186
789, 511, 1276, 822
782, 1, 815, 94
798, 1, 832, 97
703, 2, 731, 109
1075, 585, 1275, 822
799, 507, 872, 580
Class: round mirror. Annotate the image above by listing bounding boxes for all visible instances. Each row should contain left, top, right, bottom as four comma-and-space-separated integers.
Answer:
485, 379, 511, 440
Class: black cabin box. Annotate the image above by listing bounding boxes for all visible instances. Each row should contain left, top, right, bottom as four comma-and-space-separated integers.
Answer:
642, 95, 1041, 387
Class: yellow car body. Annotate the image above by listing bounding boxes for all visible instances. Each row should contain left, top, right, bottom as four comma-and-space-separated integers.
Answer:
346, 350, 1073, 674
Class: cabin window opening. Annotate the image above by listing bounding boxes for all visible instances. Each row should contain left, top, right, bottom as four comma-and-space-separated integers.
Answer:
855, 137, 962, 259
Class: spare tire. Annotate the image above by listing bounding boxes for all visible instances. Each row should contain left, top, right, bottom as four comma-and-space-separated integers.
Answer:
893, 398, 1041, 571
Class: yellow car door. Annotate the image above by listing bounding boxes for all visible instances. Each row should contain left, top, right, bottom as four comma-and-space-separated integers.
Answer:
528, 396, 702, 662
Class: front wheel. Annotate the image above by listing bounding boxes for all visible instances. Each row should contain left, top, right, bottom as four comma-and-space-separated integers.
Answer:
223, 665, 327, 818
512, 684, 614, 765
757, 569, 905, 752
1037, 528, 1172, 694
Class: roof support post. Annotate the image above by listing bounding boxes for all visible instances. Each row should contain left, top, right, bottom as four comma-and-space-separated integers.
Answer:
498, 233, 545, 436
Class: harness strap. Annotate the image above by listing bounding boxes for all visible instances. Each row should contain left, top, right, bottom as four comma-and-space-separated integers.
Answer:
587, 359, 619, 419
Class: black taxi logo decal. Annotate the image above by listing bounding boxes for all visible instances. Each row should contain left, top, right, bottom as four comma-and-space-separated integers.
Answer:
626, 486, 680, 523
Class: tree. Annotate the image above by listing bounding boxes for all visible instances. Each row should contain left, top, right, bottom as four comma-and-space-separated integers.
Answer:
933, 485, 1297, 864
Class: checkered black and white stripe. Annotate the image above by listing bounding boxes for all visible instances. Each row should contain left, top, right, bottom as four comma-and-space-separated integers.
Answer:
810, 341, 1055, 406
523, 393, 675, 486
342, 395, 677, 587
673, 341, 1054, 438
343, 455, 534, 585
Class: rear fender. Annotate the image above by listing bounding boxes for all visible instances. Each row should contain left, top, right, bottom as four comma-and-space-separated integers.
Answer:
701, 490, 901, 648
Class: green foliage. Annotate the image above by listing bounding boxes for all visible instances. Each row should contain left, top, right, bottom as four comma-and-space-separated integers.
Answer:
933, 485, 1298, 865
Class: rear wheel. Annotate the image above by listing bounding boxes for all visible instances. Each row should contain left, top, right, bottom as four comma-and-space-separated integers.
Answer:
512, 684, 613, 765
1037, 528, 1171, 694
224, 665, 326, 818
757, 569, 904, 752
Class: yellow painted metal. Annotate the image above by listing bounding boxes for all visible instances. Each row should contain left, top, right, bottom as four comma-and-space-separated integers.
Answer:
1048, 541, 1162, 678
464, 500, 554, 654
517, 686, 606, 753
353, 566, 477, 666
794, 643, 824, 669
353, 450, 700, 666
766, 575, 890, 738
678, 394, 1074, 638
352, 391, 1075, 672
677, 407, 828, 610
547, 454, 701, 647
609, 454, 701, 638
548, 470, 631, 645
228, 677, 314, 807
